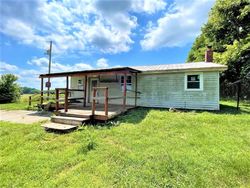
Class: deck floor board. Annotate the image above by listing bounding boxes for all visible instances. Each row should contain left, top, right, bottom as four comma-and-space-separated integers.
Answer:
58, 103, 135, 120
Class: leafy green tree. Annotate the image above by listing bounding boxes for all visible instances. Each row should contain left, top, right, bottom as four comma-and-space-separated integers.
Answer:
216, 35, 250, 82
187, 0, 250, 99
187, 34, 208, 62
0, 74, 21, 103
21, 87, 40, 94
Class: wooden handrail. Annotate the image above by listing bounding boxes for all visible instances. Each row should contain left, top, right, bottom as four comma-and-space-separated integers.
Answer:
55, 88, 86, 112
68, 89, 85, 91
92, 87, 109, 89
92, 87, 109, 117
126, 89, 141, 94
55, 88, 67, 90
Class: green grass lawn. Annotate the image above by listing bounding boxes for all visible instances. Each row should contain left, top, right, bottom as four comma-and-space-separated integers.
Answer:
0, 94, 35, 110
0, 94, 62, 110
0, 101, 250, 187
0, 94, 49, 110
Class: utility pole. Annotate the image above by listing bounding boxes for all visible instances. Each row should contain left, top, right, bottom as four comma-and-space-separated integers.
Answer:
46, 41, 52, 97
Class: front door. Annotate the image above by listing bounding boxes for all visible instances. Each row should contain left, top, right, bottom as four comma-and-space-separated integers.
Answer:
88, 78, 99, 103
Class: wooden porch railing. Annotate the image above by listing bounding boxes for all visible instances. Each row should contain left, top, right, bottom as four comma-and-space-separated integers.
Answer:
91, 86, 142, 118
92, 87, 109, 116
28, 90, 57, 107
55, 88, 86, 112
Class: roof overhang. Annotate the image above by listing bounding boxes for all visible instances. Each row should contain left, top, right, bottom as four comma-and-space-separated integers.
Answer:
138, 67, 228, 74
39, 67, 141, 78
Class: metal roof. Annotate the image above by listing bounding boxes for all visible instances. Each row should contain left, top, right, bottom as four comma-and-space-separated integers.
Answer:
131, 62, 227, 72
39, 67, 140, 78
39, 62, 227, 78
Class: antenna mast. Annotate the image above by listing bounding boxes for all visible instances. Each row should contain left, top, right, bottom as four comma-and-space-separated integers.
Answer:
46, 41, 52, 97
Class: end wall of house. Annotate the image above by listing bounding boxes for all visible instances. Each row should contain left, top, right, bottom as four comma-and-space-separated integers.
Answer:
137, 71, 220, 110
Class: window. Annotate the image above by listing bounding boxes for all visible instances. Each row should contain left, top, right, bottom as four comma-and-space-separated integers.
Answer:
185, 73, 203, 90
78, 79, 83, 85
121, 75, 132, 91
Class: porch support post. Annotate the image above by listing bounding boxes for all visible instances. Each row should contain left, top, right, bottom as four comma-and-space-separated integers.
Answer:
40, 77, 44, 105
28, 96, 32, 106
104, 87, 108, 116
55, 89, 59, 111
47, 77, 50, 98
135, 73, 138, 107
123, 73, 127, 110
65, 76, 69, 112
92, 88, 97, 116
84, 75, 87, 107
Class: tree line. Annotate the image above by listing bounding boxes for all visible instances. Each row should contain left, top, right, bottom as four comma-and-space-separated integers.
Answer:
187, 0, 250, 99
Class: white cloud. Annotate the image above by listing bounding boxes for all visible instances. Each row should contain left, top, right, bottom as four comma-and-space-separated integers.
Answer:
73, 63, 93, 70
96, 58, 109, 68
0, 19, 47, 48
141, 0, 215, 50
94, 0, 131, 14
0, 61, 40, 89
95, 0, 166, 15
27, 57, 93, 73
0, 61, 18, 72
0, 0, 166, 54
131, 0, 167, 14
84, 19, 135, 53
27, 57, 48, 67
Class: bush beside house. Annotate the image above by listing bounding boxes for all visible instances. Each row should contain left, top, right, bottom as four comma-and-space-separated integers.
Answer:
0, 74, 21, 103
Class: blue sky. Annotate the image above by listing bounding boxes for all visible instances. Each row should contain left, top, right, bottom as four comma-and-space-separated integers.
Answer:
0, 0, 215, 88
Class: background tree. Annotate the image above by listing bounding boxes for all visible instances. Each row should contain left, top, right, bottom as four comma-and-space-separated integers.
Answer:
21, 87, 40, 94
0, 74, 21, 103
187, 0, 250, 99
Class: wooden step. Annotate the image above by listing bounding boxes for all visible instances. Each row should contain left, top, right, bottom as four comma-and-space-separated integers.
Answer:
41, 122, 78, 131
58, 111, 91, 119
51, 116, 89, 125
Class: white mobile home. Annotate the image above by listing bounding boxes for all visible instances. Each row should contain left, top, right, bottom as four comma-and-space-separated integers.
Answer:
40, 61, 227, 121
39, 47, 227, 121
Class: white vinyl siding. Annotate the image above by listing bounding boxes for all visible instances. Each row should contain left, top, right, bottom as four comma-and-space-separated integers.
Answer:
137, 72, 220, 110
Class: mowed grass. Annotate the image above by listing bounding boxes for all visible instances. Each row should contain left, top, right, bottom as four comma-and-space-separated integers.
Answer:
0, 93, 61, 110
0, 101, 250, 187
0, 94, 34, 110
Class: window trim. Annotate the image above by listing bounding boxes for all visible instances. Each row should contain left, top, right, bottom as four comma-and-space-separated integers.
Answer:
184, 72, 203, 91
121, 75, 132, 91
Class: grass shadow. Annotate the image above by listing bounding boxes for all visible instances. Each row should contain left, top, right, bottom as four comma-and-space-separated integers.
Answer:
216, 104, 245, 114
81, 107, 151, 129
178, 102, 250, 115
26, 111, 52, 117
108, 107, 151, 125
43, 127, 78, 134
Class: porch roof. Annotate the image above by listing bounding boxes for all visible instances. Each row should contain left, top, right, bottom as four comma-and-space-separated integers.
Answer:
39, 67, 140, 78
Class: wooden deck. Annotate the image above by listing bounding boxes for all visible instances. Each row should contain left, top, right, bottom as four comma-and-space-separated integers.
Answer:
58, 103, 135, 121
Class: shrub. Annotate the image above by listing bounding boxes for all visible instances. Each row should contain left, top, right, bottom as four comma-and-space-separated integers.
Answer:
0, 74, 21, 103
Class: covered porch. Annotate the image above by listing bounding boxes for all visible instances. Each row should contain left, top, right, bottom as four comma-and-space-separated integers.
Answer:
39, 67, 141, 121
